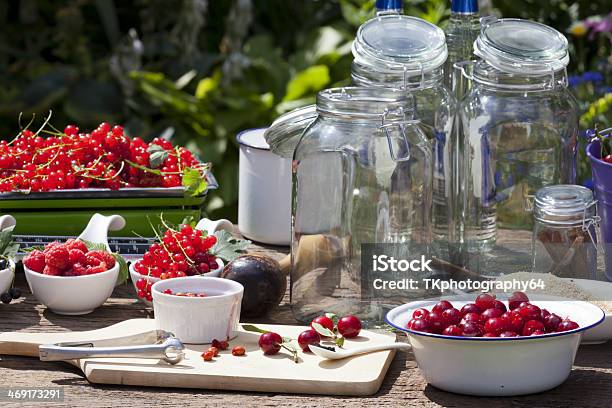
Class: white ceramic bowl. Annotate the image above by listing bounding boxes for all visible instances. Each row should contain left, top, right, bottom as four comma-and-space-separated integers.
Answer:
129, 258, 224, 304
151, 277, 243, 344
0, 260, 15, 294
386, 296, 605, 396
24, 263, 120, 315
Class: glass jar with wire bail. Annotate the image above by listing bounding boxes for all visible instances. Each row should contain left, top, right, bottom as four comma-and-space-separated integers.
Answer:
456, 18, 580, 276
290, 87, 433, 326
532, 185, 599, 280
351, 7, 455, 261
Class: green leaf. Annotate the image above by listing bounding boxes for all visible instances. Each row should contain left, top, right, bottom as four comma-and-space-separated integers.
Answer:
0, 226, 16, 257
113, 254, 128, 284
335, 336, 345, 348
22, 246, 45, 253
125, 160, 163, 175
311, 322, 335, 338
182, 167, 208, 197
147, 144, 169, 169
325, 312, 338, 325
283, 65, 330, 102
242, 324, 268, 334
210, 230, 250, 262
3, 243, 20, 259
80, 239, 107, 252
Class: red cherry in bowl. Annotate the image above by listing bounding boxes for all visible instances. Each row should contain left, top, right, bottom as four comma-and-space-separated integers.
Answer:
508, 291, 530, 310
544, 313, 562, 332
441, 308, 462, 326
557, 320, 580, 332
311, 316, 334, 333
432, 300, 453, 314
484, 317, 509, 336
522, 320, 545, 336
297, 329, 321, 352
475, 293, 496, 311
461, 322, 483, 337
460, 303, 481, 316
412, 308, 430, 320
442, 325, 463, 336
337, 315, 362, 338
407, 318, 430, 332
480, 308, 504, 322
258, 332, 283, 355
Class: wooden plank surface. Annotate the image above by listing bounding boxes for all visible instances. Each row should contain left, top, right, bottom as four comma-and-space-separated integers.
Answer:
1, 240, 611, 407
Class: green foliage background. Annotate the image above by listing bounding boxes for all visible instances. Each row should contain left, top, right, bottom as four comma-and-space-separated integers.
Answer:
0, 0, 609, 221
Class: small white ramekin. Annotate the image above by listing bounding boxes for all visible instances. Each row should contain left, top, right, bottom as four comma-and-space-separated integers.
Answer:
151, 277, 243, 344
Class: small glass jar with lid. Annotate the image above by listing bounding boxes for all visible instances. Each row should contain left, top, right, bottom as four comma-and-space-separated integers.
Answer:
290, 87, 433, 326
456, 18, 580, 275
532, 185, 598, 280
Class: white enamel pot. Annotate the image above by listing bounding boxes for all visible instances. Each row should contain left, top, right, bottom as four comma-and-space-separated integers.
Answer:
236, 128, 291, 245
386, 295, 605, 396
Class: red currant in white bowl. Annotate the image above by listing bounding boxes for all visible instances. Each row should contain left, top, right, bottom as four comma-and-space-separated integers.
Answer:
129, 220, 228, 304
385, 292, 605, 396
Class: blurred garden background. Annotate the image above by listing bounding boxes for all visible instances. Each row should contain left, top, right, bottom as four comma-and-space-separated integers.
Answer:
0, 0, 610, 221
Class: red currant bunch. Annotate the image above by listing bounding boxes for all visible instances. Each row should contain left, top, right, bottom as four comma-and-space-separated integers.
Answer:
133, 224, 218, 300
0, 121, 206, 193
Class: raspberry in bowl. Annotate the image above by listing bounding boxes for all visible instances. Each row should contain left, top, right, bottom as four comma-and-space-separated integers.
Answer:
129, 222, 225, 303
22, 214, 126, 315
385, 292, 605, 396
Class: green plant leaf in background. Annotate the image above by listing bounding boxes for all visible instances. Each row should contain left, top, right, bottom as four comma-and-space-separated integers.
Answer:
283, 65, 331, 102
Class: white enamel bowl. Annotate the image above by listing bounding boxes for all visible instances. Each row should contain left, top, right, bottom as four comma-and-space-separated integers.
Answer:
386, 296, 605, 396
24, 262, 120, 315
129, 258, 224, 305
151, 277, 243, 344
0, 260, 15, 294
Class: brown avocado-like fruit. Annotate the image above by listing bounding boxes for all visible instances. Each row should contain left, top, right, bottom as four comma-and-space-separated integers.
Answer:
221, 254, 286, 318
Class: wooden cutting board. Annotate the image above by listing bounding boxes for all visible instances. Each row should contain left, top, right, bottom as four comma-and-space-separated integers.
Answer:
0, 319, 397, 396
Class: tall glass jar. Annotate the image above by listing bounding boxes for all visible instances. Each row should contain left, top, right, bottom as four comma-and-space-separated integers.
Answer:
457, 18, 579, 275
291, 87, 433, 326
352, 13, 455, 259
532, 185, 598, 280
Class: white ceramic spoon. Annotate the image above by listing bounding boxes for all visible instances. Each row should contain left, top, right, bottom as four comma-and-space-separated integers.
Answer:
77, 213, 126, 252
309, 342, 411, 360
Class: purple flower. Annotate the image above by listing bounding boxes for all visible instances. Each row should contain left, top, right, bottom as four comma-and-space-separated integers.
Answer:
582, 71, 604, 83
584, 12, 612, 40
581, 129, 597, 139
568, 75, 583, 87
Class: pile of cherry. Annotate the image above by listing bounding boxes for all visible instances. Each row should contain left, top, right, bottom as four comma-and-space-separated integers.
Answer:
0, 121, 203, 192
406, 292, 580, 337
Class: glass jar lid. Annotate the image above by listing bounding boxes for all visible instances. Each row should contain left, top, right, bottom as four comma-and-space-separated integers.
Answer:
474, 18, 569, 75
352, 15, 447, 76
264, 105, 317, 159
534, 185, 595, 224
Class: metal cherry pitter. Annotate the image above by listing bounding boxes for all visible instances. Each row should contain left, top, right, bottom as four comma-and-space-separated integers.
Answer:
39, 329, 185, 365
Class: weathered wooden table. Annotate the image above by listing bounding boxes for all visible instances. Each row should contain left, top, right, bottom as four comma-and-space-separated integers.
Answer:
1, 240, 611, 408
